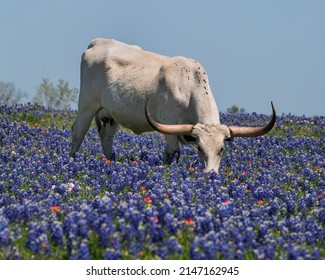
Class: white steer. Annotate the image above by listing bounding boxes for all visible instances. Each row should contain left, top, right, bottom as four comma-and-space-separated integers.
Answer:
70, 38, 276, 172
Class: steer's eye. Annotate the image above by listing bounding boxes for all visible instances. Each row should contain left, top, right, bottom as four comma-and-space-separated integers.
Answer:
197, 145, 202, 152
218, 147, 224, 155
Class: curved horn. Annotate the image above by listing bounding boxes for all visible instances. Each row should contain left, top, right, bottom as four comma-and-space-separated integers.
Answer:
228, 102, 276, 137
145, 98, 194, 135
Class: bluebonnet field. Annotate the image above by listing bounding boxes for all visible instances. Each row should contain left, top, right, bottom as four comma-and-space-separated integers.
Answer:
0, 104, 324, 260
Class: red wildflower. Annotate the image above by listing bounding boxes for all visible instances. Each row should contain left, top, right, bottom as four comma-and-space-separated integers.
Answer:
243, 169, 248, 174
41, 241, 47, 248
132, 160, 139, 166
150, 216, 159, 223
257, 199, 264, 205
144, 196, 152, 204
184, 217, 194, 225
50, 205, 60, 213
223, 200, 229, 205
102, 157, 111, 166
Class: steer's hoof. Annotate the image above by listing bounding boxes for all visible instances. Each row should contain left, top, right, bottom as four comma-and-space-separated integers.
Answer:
106, 151, 116, 161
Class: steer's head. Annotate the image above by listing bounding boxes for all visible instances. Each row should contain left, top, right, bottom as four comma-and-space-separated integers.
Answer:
145, 100, 276, 173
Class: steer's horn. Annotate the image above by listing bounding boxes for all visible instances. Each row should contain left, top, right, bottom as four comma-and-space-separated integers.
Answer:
145, 98, 194, 135
228, 102, 276, 137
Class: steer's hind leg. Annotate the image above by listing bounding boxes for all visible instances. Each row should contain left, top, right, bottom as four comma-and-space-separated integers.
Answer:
98, 117, 119, 160
164, 135, 180, 164
70, 106, 98, 158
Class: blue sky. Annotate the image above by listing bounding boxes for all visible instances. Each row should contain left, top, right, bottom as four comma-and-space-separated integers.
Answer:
1, 0, 324, 116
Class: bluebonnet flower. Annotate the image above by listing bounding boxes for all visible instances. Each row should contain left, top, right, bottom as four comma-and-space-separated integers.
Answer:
0, 226, 10, 247
78, 241, 91, 260
50, 220, 64, 246
66, 225, 79, 259
217, 199, 234, 220
0, 104, 324, 259
77, 218, 89, 239
25, 222, 42, 253
166, 236, 183, 255
201, 239, 218, 259
24, 221, 51, 257
98, 223, 112, 248
318, 208, 325, 225
190, 237, 204, 260
8, 246, 22, 260
38, 233, 52, 255
104, 248, 121, 260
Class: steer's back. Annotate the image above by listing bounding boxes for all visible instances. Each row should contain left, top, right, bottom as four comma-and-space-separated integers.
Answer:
79, 38, 219, 133
81, 38, 167, 92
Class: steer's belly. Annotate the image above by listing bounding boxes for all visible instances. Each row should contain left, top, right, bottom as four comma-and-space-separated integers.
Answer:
98, 102, 152, 134
113, 110, 152, 134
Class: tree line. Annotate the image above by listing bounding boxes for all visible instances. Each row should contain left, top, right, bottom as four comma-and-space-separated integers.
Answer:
0, 78, 78, 110
0, 79, 245, 113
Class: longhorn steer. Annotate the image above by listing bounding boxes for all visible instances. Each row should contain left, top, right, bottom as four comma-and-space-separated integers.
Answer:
70, 38, 276, 173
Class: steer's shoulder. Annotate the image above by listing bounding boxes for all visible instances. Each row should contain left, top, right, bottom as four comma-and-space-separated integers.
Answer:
87, 38, 143, 52
82, 38, 144, 64
159, 56, 205, 74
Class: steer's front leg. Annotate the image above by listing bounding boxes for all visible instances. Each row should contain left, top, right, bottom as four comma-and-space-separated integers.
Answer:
164, 135, 180, 164
70, 108, 96, 158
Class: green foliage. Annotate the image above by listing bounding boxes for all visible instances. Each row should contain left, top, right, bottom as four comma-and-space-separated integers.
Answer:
0, 81, 27, 105
8, 103, 76, 129
32, 78, 78, 110
227, 105, 246, 114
